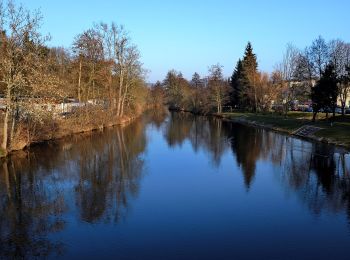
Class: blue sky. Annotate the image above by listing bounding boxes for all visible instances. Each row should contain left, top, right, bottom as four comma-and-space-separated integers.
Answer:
21, 0, 350, 82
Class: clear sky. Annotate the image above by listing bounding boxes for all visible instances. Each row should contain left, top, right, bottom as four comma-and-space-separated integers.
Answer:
20, 0, 350, 82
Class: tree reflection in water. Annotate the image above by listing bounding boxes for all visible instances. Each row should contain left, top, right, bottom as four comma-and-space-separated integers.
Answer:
0, 111, 349, 258
75, 119, 146, 223
164, 112, 230, 167
0, 153, 66, 258
0, 117, 148, 258
163, 112, 350, 222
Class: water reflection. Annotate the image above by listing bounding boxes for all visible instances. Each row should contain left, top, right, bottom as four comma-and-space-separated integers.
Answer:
0, 116, 149, 258
74, 120, 146, 223
164, 112, 230, 166
0, 111, 349, 258
163, 112, 350, 220
281, 143, 350, 218
0, 153, 66, 258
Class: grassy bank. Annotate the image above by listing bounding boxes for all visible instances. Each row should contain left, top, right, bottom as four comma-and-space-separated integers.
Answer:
220, 111, 350, 148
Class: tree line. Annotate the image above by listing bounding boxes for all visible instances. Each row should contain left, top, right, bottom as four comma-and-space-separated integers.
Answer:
1, 0, 350, 154
0, 1, 149, 153
154, 37, 350, 120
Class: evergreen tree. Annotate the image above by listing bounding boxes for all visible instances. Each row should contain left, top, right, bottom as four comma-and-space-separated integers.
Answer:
230, 59, 244, 108
191, 72, 202, 88
242, 42, 258, 71
241, 42, 259, 111
311, 64, 338, 121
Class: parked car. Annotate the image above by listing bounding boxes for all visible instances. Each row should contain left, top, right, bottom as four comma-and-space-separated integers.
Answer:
305, 107, 313, 112
320, 108, 332, 113
335, 107, 342, 114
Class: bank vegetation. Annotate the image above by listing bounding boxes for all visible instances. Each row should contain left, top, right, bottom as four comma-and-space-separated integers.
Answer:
0, 1, 155, 156
157, 39, 350, 119
153, 37, 350, 146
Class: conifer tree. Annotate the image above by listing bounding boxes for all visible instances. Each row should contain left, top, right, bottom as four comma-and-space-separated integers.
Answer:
241, 42, 259, 111
230, 59, 244, 108
311, 63, 338, 121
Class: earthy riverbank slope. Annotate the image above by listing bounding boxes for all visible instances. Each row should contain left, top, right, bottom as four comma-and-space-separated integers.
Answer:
0, 108, 148, 157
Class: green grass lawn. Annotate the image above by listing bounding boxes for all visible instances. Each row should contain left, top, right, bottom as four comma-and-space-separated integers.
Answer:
222, 111, 350, 147
315, 119, 350, 146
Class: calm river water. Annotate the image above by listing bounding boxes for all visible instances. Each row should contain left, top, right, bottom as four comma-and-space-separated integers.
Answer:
1, 111, 350, 259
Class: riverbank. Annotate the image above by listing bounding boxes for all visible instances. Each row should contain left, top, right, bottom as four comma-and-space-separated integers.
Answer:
0, 108, 148, 158
216, 112, 350, 149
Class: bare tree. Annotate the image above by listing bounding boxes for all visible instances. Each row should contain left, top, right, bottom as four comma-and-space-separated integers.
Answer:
150, 81, 165, 108
73, 28, 104, 102
276, 43, 299, 115
308, 36, 329, 78
208, 64, 229, 114
163, 70, 190, 110
329, 40, 350, 115
98, 23, 143, 117
0, 2, 150, 155
255, 72, 276, 112
0, 1, 57, 152
119, 45, 143, 116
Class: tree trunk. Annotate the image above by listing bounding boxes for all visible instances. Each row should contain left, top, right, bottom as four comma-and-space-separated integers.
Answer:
120, 95, 125, 117
341, 103, 345, 116
87, 84, 91, 102
116, 69, 124, 117
120, 82, 130, 117
92, 80, 95, 103
284, 104, 288, 118
10, 114, 16, 147
254, 86, 257, 113
312, 111, 317, 122
2, 108, 9, 152
92, 63, 95, 103
78, 59, 82, 102
1, 85, 12, 152
108, 73, 114, 110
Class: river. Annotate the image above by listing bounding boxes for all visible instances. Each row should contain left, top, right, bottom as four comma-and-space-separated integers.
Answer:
1, 111, 350, 259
